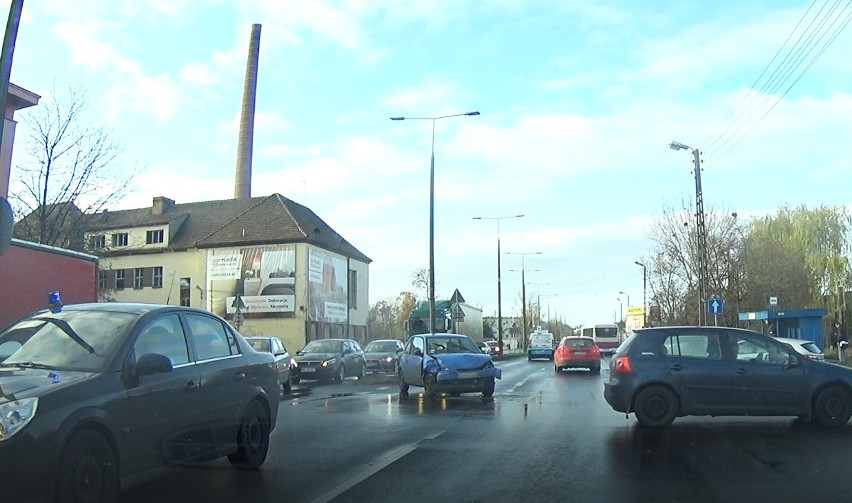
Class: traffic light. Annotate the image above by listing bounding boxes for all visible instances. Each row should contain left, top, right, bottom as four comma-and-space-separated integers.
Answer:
0, 197, 12, 256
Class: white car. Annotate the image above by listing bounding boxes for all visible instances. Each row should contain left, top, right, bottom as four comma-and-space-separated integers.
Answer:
775, 337, 825, 361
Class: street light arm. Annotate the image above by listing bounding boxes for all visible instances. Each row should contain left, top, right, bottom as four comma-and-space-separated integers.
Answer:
390, 111, 480, 121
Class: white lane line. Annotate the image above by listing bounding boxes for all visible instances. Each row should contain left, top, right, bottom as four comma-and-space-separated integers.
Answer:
505, 368, 544, 394
307, 430, 445, 503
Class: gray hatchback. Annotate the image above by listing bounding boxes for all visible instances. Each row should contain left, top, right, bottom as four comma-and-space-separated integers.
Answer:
604, 326, 852, 428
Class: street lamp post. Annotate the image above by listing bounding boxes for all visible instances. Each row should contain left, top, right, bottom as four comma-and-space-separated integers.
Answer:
526, 282, 550, 327
670, 140, 708, 326
635, 261, 646, 327
619, 290, 629, 327
506, 251, 542, 352
391, 111, 480, 333
473, 214, 524, 354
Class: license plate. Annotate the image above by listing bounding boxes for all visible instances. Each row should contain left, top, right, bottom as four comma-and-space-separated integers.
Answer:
574, 351, 587, 356
302, 367, 316, 373
457, 371, 478, 379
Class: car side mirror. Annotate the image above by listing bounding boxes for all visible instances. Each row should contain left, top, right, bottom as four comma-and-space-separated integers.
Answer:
343, 347, 352, 354
135, 353, 173, 377
414, 348, 423, 357
783, 354, 799, 370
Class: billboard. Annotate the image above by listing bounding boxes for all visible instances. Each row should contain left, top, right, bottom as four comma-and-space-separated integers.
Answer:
207, 244, 296, 317
308, 248, 348, 323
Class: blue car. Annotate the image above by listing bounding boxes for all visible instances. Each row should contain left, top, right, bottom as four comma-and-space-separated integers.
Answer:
398, 334, 502, 398
604, 326, 852, 428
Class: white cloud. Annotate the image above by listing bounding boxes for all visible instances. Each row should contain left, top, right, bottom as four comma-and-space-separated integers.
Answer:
106, 74, 181, 120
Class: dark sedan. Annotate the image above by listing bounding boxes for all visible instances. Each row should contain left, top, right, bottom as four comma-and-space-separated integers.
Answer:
293, 338, 367, 382
0, 303, 279, 503
604, 326, 852, 428
363, 339, 404, 373
245, 336, 296, 393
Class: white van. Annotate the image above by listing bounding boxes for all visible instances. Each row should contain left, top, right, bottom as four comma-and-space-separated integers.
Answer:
528, 329, 555, 361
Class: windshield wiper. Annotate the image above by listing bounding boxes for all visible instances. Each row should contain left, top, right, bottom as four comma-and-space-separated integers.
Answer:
0, 361, 58, 370
42, 317, 98, 356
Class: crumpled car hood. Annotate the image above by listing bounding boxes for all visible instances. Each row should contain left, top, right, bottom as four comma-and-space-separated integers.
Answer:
431, 353, 494, 370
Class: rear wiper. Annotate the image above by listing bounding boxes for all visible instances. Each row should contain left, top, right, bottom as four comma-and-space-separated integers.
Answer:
42, 317, 98, 356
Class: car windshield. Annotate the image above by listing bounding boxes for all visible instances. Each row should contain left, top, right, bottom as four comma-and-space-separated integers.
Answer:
364, 341, 399, 352
425, 337, 481, 354
247, 339, 271, 353
0, 310, 137, 372
302, 340, 342, 353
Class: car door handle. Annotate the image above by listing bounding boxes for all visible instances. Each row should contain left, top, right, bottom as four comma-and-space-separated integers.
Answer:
736, 368, 747, 374
669, 364, 682, 372
186, 381, 199, 392
233, 372, 246, 382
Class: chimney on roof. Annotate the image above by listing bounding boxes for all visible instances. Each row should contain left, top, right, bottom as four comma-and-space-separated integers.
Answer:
234, 23, 261, 200
152, 196, 175, 215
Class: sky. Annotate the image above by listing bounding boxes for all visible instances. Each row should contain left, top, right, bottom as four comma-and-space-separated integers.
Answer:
6, 0, 852, 327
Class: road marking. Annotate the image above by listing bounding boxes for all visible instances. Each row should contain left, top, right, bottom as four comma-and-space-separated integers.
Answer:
505, 368, 544, 394
307, 430, 445, 503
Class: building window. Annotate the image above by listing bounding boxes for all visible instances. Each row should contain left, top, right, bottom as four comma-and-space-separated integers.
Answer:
134, 268, 144, 289
98, 270, 107, 290
115, 270, 126, 290
180, 277, 191, 307
348, 269, 358, 309
112, 233, 128, 247
146, 229, 164, 244
153, 267, 163, 288
90, 235, 105, 249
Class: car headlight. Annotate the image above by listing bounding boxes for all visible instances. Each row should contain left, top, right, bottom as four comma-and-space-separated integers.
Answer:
290, 358, 298, 367
0, 397, 38, 442
322, 358, 337, 367
384, 356, 394, 363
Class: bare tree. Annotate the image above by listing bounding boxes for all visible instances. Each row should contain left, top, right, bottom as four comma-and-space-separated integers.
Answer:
10, 86, 134, 250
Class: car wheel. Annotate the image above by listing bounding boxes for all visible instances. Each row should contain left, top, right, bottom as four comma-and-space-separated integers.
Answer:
55, 429, 119, 503
634, 385, 678, 428
482, 379, 495, 398
423, 374, 438, 399
814, 386, 852, 427
337, 364, 346, 382
358, 363, 366, 380
282, 374, 292, 395
227, 400, 271, 469
398, 369, 409, 394
553, 363, 560, 373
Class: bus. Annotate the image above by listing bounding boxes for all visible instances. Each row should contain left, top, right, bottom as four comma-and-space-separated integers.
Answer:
579, 324, 621, 354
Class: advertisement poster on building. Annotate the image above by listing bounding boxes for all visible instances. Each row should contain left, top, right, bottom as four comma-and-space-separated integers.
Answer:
308, 248, 348, 323
207, 244, 296, 317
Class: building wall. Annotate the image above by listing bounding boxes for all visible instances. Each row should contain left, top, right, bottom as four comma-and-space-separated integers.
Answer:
0, 240, 98, 328
102, 250, 204, 305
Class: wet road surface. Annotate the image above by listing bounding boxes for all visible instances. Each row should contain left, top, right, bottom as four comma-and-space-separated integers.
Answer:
120, 356, 852, 502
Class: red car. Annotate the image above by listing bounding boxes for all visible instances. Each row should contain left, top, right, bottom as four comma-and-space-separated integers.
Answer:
554, 336, 601, 374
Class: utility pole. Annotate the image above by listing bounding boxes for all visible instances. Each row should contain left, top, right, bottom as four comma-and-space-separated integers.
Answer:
692, 147, 709, 326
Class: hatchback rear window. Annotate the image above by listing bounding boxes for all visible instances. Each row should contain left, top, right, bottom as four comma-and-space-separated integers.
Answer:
801, 342, 821, 354
564, 338, 594, 348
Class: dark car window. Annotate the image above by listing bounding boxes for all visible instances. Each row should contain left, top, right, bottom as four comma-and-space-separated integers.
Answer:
303, 340, 343, 353
564, 338, 595, 348
366, 341, 401, 352
662, 333, 723, 360
133, 314, 190, 366
187, 314, 238, 360
426, 336, 480, 354
407, 337, 424, 355
731, 332, 791, 364
0, 310, 137, 371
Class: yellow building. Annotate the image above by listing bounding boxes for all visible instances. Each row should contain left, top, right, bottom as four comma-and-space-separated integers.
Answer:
83, 194, 371, 352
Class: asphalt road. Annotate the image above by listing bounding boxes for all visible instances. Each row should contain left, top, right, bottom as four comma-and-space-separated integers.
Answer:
120, 356, 852, 502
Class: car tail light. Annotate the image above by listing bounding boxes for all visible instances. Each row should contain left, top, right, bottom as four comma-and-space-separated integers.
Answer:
613, 355, 632, 374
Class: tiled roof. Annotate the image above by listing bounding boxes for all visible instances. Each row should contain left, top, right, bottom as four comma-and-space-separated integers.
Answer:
85, 194, 371, 263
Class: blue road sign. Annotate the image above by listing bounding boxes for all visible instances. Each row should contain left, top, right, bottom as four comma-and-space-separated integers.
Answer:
707, 298, 724, 315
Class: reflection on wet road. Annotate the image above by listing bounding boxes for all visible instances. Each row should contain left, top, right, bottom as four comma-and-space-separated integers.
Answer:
120, 357, 852, 502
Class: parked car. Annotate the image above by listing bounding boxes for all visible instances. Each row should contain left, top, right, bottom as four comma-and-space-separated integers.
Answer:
293, 338, 367, 382
245, 336, 297, 392
0, 302, 279, 503
398, 333, 502, 398
481, 340, 502, 358
554, 336, 601, 373
604, 326, 852, 428
363, 339, 404, 373
775, 337, 825, 361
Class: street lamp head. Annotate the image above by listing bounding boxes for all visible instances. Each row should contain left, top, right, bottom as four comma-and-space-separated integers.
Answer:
669, 140, 690, 151
635, 260, 645, 267
465, 111, 481, 116
389, 117, 405, 121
